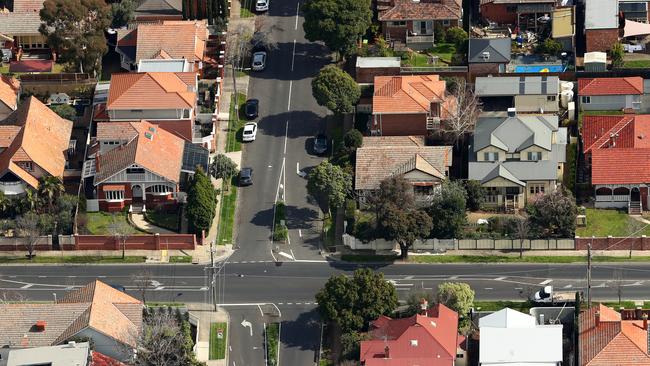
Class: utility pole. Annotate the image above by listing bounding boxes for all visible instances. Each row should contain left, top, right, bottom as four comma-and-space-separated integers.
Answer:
587, 241, 592, 308
210, 241, 216, 312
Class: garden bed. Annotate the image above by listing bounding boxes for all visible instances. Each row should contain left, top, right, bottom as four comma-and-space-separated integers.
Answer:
575, 208, 650, 237
209, 322, 228, 360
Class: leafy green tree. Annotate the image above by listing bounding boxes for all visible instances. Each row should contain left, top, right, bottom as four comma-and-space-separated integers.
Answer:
307, 161, 352, 210
343, 129, 363, 149
302, 0, 372, 57
40, 0, 111, 75
538, 38, 563, 55
426, 181, 467, 238
340, 331, 368, 361
527, 189, 577, 238
210, 154, 238, 186
48, 104, 76, 120
404, 291, 435, 317
464, 180, 485, 211
611, 42, 625, 68
186, 168, 217, 235
110, 0, 136, 29
436, 282, 474, 328
445, 27, 468, 47
380, 205, 432, 259
38, 176, 65, 213
316, 268, 398, 333
312, 65, 360, 115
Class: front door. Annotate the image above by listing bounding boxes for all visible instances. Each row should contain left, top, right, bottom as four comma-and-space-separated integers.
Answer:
132, 185, 143, 203
632, 187, 641, 202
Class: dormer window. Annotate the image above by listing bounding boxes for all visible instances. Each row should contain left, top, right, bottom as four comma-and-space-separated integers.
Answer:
484, 152, 499, 162
527, 151, 542, 161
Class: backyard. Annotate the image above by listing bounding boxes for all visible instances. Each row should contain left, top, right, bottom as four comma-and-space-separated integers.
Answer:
575, 208, 650, 237
400, 43, 456, 67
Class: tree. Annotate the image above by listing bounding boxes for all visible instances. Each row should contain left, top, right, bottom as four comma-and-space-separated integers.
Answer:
108, 214, 134, 259
16, 211, 42, 260
38, 176, 65, 213
311, 65, 360, 115
302, 0, 372, 57
131, 269, 153, 304
445, 27, 468, 47
340, 331, 368, 361
538, 38, 563, 56
514, 216, 529, 258
426, 181, 467, 239
464, 180, 485, 211
380, 205, 432, 259
315, 268, 398, 333
39, 0, 112, 75
48, 104, 76, 121
110, 0, 136, 29
611, 42, 625, 68
186, 168, 217, 235
527, 189, 577, 238
343, 129, 363, 149
404, 290, 435, 317
443, 78, 481, 144
436, 282, 474, 329
210, 154, 238, 186
137, 309, 204, 366
307, 161, 352, 211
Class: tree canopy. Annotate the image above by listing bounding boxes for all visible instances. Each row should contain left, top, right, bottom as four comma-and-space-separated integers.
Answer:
316, 268, 398, 333
110, 0, 136, 29
312, 65, 360, 115
426, 181, 467, 238
343, 129, 363, 149
380, 206, 432, 259
48, 104, 76, 121
464, 180, 485, 211
210, 154, 238, 183
40, 0, 111, 75
527, 189, 577, 238
307, 161, 352, 210
186, 168, 217, 235
302, 0, 372, 57
436, 282, 474, 322
611, 42, 625, 68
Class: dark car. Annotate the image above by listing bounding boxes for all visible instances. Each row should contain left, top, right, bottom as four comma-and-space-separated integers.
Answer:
313, 134, 328, 155
244, 99, 259, 120
239, 167, 253, 186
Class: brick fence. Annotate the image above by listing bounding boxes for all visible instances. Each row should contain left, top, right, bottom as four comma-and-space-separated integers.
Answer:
575, 236, 650, 251
59, 234, 197, 251
0, 236, 53, 251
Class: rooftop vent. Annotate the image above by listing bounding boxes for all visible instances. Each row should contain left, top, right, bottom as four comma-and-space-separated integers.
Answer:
144, 132, 153, 140
149, 126, 156, 133
481, 51, 490, 60
35, 320, 46, 332
507, 107, 517, 117
410, 340, 418, 347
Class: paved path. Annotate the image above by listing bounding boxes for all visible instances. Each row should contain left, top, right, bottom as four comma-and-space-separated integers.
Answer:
130, 213, 176, 234
188, 303, 231, 366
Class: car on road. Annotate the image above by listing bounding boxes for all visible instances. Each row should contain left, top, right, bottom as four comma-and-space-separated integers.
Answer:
239, 167, 253, 186
244, 99, 259, 119
252, 51, 267, 71
313, 133, 328, 155
255, 0, 269, 11
242, 122, 258, 142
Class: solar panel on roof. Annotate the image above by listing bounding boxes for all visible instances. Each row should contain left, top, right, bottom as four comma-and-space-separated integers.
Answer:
182, 142, 209, 172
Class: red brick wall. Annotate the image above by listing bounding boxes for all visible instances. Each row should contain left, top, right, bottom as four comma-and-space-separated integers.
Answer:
356, 66, 401, 84
480, 3, 517, 24
585, 29, 619, 52
383, 25, 408, 42
373, 113, 428, 135
575, 237, 650, 251
70, 234, 196, 250
98, 184, 133, 212
146, 193, 174, 206
468, 63, 503, 81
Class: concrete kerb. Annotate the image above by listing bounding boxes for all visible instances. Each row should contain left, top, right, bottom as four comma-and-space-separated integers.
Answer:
187, 303, 231, 365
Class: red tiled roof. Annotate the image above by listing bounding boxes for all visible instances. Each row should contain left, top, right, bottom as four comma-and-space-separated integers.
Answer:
107, 72, 196, 110
578, 77, 644, 96
91, 351, 127, 366
373, 75, 456, 117
379, 0, 461, 21
360, 304, 460, 366
591, 148, 650, 185
581, 115, 636, 153
0, 75, 20, 111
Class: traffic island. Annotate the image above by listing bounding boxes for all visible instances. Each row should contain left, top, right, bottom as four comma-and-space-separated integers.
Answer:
265, 322, 280, 366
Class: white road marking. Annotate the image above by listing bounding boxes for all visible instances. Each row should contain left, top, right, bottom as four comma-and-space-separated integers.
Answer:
20, 284, 32, 289
291, 39, 297, 71
514, 287, 523, 290
290, 248, 296, 261
495, 276, 507, 281
404, 275, 414, 280
298, 229, 302, 237
623, 281, 644, 287
484, 287, 493, 290
38, 276, 46, 278
278, 251, 294, 260
200, 286, 208, 291
539, 279, 553, 285
563, 284, 573, 288
287, 80, 292, 110
155, 286, 165, 291
295, 3, 300, 29
257, 304, 264, 316
448, 275, 459, 279
241, 319, 253, 336
283, 120, 289, 155
268, 165, 273, 168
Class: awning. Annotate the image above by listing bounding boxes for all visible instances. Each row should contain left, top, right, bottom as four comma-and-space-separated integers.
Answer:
624, 19, 650, 37
102, 184, 126, 191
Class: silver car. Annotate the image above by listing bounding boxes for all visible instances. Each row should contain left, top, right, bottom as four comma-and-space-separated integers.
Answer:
252, 51, 267, 71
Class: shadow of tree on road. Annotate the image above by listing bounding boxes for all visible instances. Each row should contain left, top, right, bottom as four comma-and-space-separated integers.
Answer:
280, 307, 321, 360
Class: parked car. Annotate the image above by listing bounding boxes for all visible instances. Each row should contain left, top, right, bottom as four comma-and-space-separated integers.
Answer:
313, 133, 328, 155
255, 0, 269, 11
531, 286, 579, 305
239, 168, 253, 186
1, 49, 11, 63
242, 122, 258, 142
252, 51, 267, 71
244, 99, 259, 119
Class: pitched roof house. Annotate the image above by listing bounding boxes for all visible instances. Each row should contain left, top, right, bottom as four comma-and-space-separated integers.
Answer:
107, 72, 197, 141
87, 120, 208, 212
0, 96, 72, 196
479, 308, 563, 365
355, 136, 452, 204
372, 75, 456, 136
133, 0, 183, 21
468, 113, 567, 211
579, 304, 650, 366
377, 0, 462, 49
360, 302, 466, 366
578, 77, 644, 111
468, 38, 511, 78
0, 0, 47, 50
0, 280, 142, 362
0, 76, 20, 120
116, 20, 208, 72
3, 341, 124, 366
581, 114, 650, 213
475, 76, 560, 113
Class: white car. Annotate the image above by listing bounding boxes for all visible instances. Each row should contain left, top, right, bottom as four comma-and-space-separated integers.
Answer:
251, 51, 266, 71
242, 122, 258, 142
255, 0, 269, 11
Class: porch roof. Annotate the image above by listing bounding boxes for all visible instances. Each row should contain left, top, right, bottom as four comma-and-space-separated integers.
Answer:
481, 164, 525, 187
468, 160, 558, 184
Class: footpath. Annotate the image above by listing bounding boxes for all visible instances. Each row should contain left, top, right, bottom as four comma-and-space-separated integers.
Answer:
187, 303, 230, 366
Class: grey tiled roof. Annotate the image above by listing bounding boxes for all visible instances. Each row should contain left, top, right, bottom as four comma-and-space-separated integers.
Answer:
468, 38, 511, 63
475, 76, 560, 97
473, 115, 559, 153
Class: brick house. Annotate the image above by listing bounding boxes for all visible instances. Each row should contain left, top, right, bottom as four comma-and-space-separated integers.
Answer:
0, 75, 20, 120
106, 72, 198, 141
371, 75, 456, 136
585, 0, 620, 52
360, 302, 466, 366
87, 120, 208, 212
578, 77, 644, 111
479, 0, 557, 29
0, 0, 48, 50
468, 38, 511, 79
378, 0, 462, 49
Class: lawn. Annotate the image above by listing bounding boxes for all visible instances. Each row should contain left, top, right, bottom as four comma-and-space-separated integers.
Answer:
408, 254, 650, 263
473, 301, 530, 312
266, 322, 280, 366
623, 60, 650, 68
0, 256, 146, 264
144, 209, 180, 232
575, 208, 650, 237
217, 177, 238, 245
85, 212, 139, 235
209, 322, 228, 360
226, 93, 247, 153
169, 255, 192, 263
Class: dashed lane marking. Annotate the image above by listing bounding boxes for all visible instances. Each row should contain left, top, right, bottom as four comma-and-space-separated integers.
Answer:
539, 279, 553, 285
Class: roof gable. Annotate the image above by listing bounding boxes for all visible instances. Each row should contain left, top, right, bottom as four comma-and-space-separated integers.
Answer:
0, 76, 20, 110
474, 115, 557, 153
107, 72, 196, 110
468, 38, 512, 63
578, 77, 644, 96
373, 75, 455, 115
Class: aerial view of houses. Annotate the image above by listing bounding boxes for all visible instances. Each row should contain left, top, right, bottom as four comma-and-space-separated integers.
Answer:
5, 0, 650, 364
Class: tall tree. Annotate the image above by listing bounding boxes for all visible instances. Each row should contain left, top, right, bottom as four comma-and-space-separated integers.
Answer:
307, 161, 352, 211
110, 0, 136, 28
436, 282, 474, 329
311, 65, 360, 115
443, 78, 481, 145
343, 129, 363, 150
39, 0, 112, 75
426, 181, 467, 239
464, 180, 485, 211
108, 214, 134, 259
527, 189, 577, 238
137, 309, 204, 366
380, 206, 432, 259
16, 211, 42, 260
315, 268, 398, 333
38, 176, 65, 213
210, 154, 238, 187
186, 168, 217, 235
302, 0, 372, 58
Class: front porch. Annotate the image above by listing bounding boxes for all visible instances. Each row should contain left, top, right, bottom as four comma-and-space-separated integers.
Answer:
484, 186, 525, 213
594, 185, 646, 215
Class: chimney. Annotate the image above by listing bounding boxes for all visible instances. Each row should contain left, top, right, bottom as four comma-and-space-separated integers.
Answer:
420, 298, 428, 315
35, 320, 46, 332
637, 306, 643, 320
507, 107, 517, 117
595, 311, 600, 327
384, 346, 390, 359
643, 314, 648, 330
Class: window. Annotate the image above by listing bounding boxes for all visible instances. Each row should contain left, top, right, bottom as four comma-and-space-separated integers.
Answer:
18, 162, 33, 172
126, 167, 145, 174
103, 141, 119, 146
506, 187, 520, 195
148, 184, 173, 194
582, 96, 591, 104
414, 185, 433, 196
527, 151, 542, 161
105, 190, 124, 201
183, 109, 190, 118
547, 95, 556, 101
390, 21, 406, 26
484, 152, 499, 161
506, 5, 516, 12
442, 19, 450, 26
529, 184, 545, 195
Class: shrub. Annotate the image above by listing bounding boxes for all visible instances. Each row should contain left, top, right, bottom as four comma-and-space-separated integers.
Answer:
273, 225, 288, 241
445, 27, 467, 47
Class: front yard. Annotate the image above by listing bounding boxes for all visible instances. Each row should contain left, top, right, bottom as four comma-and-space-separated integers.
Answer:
144, 206, 181, 232
83, 211, 143, 235
575, 208, 650, 237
